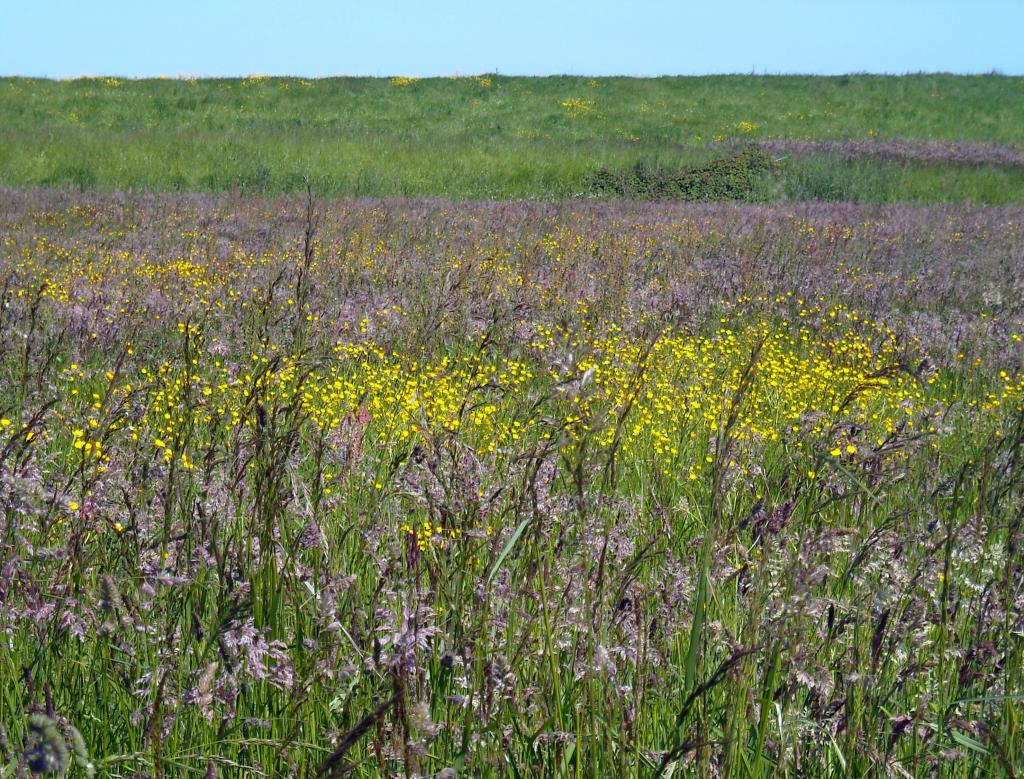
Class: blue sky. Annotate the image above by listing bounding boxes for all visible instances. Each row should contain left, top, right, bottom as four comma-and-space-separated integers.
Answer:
2, 1, 1022, 78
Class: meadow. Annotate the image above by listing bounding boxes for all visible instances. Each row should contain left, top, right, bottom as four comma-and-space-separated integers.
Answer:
1, 74, 1024, 202
0, 186, 1021, 777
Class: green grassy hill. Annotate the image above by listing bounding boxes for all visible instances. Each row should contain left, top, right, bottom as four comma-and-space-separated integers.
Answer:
2, 74, 1023, 201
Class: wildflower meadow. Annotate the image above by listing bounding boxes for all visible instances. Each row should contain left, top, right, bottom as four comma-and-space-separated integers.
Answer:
0, 185, 1021, 777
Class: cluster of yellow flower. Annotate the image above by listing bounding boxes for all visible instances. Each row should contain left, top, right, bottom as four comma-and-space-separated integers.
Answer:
561, 98, 595, 117
7, 211, 1022, 542
41, 303, 1021, 502
399, 521, 463, 551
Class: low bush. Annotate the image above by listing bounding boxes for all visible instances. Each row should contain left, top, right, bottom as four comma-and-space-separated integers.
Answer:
590, 147, 778, 200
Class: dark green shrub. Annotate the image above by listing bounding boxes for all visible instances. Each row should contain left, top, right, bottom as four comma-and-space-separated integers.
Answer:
590, 147, 778, 201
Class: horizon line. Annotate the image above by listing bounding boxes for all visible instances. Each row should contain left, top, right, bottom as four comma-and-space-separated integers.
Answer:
2, 70, 1022, 81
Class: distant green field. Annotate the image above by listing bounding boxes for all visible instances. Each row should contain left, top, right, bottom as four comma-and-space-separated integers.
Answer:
2, 74, 1023, 201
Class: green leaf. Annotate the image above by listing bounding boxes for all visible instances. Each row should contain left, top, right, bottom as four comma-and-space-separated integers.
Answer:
949, 729, 989, 755
486, 515, 532, 588
684, 538, 710, 694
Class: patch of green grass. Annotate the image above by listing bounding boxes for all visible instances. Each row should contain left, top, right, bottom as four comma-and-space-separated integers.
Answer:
1, 74, 1023, 201
776, 155, 1024, 204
